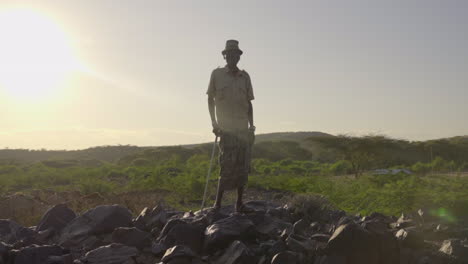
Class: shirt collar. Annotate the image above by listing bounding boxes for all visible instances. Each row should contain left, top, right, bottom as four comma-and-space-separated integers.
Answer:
224, 65, 243, 76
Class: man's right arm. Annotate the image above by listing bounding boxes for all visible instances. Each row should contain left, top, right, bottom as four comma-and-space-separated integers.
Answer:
207, 70, 220, 135
208, 95, 217, 126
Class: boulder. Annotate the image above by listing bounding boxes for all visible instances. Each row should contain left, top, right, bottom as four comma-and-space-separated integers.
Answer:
112, 227, 151, 249
82, 243, 138, 264
241, 200, 279, 213
395, 227, 425, 249
255, 215, 292, 239
286, 233, 316, 253
326, 223, 379, 264
361, 220, 400, 264
215, 240, 256, 264
133, 205, 167, 231
0, 219, 34, 244
259, 240, 287, 261
292, 219, 310, 235
392, 213, 415, 229
0, 242, 11, 263
151, 241, 168, 255
271, 251, 300, 264
314, 255, 346, 264
44, 254, 73, 264
204, 214, 254, 253
13, 244, 68, 264
439, 239, 468, 262
36, 204, 76, 233
310, 233, 330, 243
0, 194, 48, 222
158, 219, 205, 253
59, 205, 132, 248
161, 245, 195, 264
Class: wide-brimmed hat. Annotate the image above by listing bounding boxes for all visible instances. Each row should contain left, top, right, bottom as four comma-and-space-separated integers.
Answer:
222, 39, 243, 55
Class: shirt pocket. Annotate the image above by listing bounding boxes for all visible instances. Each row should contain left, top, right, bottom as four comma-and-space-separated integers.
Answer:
216, 85, 228, 100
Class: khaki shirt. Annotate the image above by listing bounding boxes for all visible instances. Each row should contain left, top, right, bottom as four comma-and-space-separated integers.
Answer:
207, 66, 254, 132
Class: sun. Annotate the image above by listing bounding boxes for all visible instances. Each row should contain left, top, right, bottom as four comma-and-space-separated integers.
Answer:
0, 8, 82, 101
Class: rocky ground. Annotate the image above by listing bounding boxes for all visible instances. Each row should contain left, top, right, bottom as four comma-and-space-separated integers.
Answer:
0, 195, 467, 264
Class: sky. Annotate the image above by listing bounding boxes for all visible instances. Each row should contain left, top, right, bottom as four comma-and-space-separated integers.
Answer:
0, 0, 467, 150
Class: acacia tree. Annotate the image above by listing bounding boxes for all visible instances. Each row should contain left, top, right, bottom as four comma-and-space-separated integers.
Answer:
311, 135, 383, 178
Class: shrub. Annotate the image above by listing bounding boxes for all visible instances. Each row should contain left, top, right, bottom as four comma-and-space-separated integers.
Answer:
287, 194, 335, 222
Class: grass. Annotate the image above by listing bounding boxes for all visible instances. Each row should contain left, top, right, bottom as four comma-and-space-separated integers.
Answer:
1, 156, 467, 224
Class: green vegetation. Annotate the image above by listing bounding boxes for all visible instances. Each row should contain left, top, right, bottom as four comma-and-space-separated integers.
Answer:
0, 133, 467, 219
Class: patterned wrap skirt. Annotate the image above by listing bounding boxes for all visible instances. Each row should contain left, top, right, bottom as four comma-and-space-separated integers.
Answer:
217, 129, 254, 191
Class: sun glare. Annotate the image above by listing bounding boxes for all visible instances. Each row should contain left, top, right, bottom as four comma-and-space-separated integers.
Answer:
0, 8, 82, 101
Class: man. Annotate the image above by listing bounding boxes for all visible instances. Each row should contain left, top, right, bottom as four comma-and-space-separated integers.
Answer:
206, 39, 255, 213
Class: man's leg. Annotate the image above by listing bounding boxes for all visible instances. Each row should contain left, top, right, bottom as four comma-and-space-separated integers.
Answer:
235, 185, 244, 212
213, 182, 224, 209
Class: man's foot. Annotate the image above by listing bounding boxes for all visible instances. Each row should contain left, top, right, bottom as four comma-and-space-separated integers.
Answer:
235, 202, 243, 213
213, 203, 221, 212
235, 202, 254, 213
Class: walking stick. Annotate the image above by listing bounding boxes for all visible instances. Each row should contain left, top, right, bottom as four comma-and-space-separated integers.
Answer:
200, 135, 218, 211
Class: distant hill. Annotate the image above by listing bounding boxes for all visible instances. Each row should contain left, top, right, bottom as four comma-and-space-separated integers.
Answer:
1, 132, 467, 166
0, 131, 332, 164
255, 131, 332, 143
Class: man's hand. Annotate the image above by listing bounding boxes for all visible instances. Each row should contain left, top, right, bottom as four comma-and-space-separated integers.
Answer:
248, 125, 255, 145
212, 121, 222, 136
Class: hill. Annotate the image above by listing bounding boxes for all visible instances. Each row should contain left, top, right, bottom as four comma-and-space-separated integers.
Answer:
0, 131, 332, 165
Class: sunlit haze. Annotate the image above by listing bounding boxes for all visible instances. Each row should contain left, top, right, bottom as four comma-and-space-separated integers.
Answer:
1, 1, 467, 150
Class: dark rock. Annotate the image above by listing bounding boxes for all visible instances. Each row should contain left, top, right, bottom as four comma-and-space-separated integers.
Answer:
314, 255, 346, 264
310, 234, 330, 243
260, 240, 287, 260
271, 251, 300, 264
13, 244, 67, 264
362, 220, 400, 264
292, 219, 309, 235
36, 204, 76, 233
161, 245, 195, 263
395, 227, 425, 249
112, 227, 151, 249
151, 241, 168, 256
158, 219, 205, 253
0, 242, 11, 263
242, 200, 279, 214
266, 207, 289, 221
245, 211, 266, 226
336, 216, 353, 227
82, 243, 138, 264
328, 210, 346, 224
204, 214, 255, 253
59, 205, 132, 248
35, 228, 55, 244
439, 239, 468, 262
326, 223, 379, 264
133, 205, 167, 231
194, 208, 230, 226
0, 219, 34, 244
214, 240, 256, 264
80, 235, 106, 252
368, 212, 393, 224
255, 215, 292, 239
134, 253, 159, 264
286, 233, 317, 253
45, 254, 73, 264
393, 213, 415, 229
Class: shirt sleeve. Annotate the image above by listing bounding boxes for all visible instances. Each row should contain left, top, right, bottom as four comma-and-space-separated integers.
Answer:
245, 72, 254, 101
206, 70, 216, 97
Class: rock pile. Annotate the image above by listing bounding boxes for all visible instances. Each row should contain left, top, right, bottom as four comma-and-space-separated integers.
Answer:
0, 200, 467, 264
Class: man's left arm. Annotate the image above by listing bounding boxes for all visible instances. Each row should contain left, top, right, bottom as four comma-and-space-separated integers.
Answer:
245, 71, 255, 130
248, 101, 254, 128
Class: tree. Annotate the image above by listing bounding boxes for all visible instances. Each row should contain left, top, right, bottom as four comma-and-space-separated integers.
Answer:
311, 135, 380, 178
